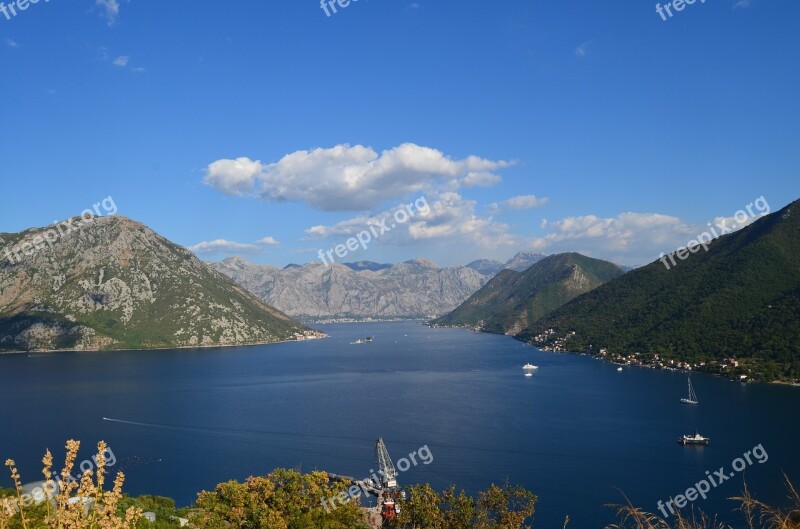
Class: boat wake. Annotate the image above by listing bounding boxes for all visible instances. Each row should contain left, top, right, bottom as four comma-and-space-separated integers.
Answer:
101, 417, 367, 445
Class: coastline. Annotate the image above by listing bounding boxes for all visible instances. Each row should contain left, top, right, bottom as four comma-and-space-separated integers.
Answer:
0, 332, 328, 355
428, 322, 799, 388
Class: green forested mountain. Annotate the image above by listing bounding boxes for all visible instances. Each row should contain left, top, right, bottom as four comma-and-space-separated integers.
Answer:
432, 253, 624, 334
519, 199, 800, 379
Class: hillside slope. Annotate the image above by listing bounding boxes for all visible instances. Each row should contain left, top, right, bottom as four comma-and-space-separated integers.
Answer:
0, 216, 318, 351
433, 253, 624, 334
519, 199, 800, 379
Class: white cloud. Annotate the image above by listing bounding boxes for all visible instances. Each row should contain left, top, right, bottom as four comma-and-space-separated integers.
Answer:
461, 171, 502, 187
575, 40, 592, 58
256, 236, 279, 246
112, 56, 129, 67
4, 39, 19, 48
204, 143, 513, 212
490, 194, 548, 213
188, 239, 261, 256
205, 157, 269, 196
733, 0, 751, 8
526, 212, 699, 264
305, 192, 516, 251
131, 67, 146, 73
96, 0, 126, 25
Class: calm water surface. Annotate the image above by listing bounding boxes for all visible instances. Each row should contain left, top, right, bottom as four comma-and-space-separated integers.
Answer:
1, 322, 799, 528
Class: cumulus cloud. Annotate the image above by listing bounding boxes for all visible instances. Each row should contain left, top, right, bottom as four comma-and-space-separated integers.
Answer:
203, 143, 513, 212
5, 39, 19, 48
733, 0, 751, 8
112, 56, 129, 67
489, 194, 548, 213
525, 212, 700, 265
256, 236, 279, 246
305, 192, 516, 251
188, 239, 261, 256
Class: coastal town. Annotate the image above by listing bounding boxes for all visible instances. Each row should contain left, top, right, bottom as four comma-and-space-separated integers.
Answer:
527, 328, 799, 385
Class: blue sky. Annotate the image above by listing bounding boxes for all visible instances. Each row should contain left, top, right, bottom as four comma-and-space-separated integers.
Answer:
1, 0, 798, 267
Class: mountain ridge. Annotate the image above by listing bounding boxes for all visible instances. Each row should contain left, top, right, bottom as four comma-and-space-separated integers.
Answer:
433, 253, 624, 334
0, 216, 320, 352
209, 256, 491, 321
518, 198, 800, 381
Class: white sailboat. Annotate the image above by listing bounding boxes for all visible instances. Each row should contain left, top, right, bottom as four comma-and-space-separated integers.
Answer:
680, 377, 699, 405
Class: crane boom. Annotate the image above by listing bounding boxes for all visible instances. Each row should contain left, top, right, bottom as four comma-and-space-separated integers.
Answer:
375, 437, 398, 487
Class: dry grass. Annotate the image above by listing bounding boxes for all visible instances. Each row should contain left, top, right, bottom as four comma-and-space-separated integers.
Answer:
0, 440, 140, 529
605, 475, 800, 529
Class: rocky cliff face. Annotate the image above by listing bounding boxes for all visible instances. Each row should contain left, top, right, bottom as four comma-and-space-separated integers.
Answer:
209, 257, 490, 320
0, 216, 318, 351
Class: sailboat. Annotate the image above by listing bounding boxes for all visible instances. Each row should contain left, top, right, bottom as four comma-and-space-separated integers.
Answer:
680, 377, 699, 405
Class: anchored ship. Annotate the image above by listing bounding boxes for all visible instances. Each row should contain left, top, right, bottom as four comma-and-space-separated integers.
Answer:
678, 431, 710, 445
680, 377, 699, 405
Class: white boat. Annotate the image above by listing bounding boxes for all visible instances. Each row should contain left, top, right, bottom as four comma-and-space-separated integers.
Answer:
680, 377, 699, 405
617, 367, 623, 372
524, 373, 533, 377
678, 431, 709, 445
522, 363, 538, 370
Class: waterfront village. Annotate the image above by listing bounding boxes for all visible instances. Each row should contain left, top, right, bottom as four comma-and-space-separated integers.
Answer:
529, 328, 799, 385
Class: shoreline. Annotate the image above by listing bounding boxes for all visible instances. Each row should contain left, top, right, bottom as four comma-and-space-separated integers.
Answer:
428, 322, 799, 388
0, 333, 328, 356
519, 337, 800, 388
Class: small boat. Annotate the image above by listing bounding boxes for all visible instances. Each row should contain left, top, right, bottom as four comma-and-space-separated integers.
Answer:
617, 367, 623, 372
365, 336, 374, 342
680, 377, 699, 405
522, 363, 538, 370
524, 372, 533, 377
678, 431, 710, 445
351, 339, 365, 345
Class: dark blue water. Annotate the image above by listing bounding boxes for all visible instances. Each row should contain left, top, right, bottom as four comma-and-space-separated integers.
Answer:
1, 322, 798, 527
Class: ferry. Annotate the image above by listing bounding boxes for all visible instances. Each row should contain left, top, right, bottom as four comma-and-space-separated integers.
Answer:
677, 431, 710, 445
522, 363, 538, 370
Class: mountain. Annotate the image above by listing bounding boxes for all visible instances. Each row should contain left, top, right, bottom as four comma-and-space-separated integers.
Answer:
209, 256, 489, 321
466, 253, 547, 277
503, 251, 548, 272
433, 253, 624, 334
0, 216, 319, 352
343, 261, 392, 272
466, 259, 505, 276
519, 199, 800, 379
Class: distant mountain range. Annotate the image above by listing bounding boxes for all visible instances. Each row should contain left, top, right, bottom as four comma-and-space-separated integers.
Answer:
209, 257, 491, 321
434, 253, 624, 334
466, 252, 548, 276
519, 198, 800, 379
342, 261, 393, 272
208, 252, 551, 321
0, 216, 319, 352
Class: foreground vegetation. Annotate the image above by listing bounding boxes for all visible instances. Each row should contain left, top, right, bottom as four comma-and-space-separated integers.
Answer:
2, 441, 798, 529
